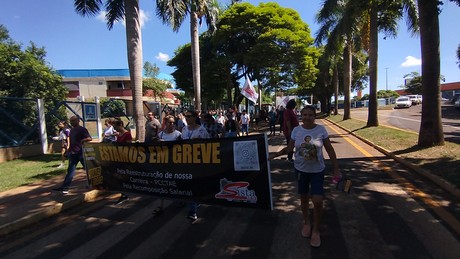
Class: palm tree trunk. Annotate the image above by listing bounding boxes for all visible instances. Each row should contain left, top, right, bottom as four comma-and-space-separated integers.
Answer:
124, 0, 144, 141
333, 64, 339, 115
190, 11, 201, 111
417, 0, 444, 147
343, 42, 352, 120
367, 6, 379, 127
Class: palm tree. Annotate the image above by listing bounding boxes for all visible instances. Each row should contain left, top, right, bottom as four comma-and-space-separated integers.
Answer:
156, 0, 219, 111
74, 0, 145, 141
315, 0, 356, 120
417, 0, 443, 146
365, 1, 418, 127
416, 0, 459, 147
316, 0, 418, 126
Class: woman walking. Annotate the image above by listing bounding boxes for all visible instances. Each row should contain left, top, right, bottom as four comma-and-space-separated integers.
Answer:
153, 115, 182, 215
269, 105, 341, 248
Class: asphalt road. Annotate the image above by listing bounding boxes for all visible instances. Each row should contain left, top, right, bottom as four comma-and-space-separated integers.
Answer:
348, 102, 460, 144
1, 123, 459, 258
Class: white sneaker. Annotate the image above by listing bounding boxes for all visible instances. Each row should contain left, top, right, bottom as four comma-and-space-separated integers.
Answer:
57, 163, 65, 168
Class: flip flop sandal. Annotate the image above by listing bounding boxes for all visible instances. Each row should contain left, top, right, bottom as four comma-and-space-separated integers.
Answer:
310, 232, 321, 247
152, 207, 164, 216
301, 224, 311, 238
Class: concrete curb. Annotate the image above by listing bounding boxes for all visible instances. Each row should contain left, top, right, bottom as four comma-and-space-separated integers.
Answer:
0, 190, 104, 237
325, 118, 460, 200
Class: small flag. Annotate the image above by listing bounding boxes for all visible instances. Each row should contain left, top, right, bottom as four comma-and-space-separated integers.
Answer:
241, 76, 259, 103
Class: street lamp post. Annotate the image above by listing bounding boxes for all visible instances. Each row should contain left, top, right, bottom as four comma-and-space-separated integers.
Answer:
385, 67, 389, 91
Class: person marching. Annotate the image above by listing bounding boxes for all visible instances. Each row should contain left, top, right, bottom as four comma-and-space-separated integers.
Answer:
152, 115, 183, 215
267, 107, 277, 136
181, 110, 210, 221
224, 112, 238, 138
239, 110, 250, 136
52, 120, 71, 168
102, 118, 117, 143
145, 111, 161, 143
283, 99, 300, 162
112, 118, 132, 204
53, 116, 92, 193
269, 105, 341, 248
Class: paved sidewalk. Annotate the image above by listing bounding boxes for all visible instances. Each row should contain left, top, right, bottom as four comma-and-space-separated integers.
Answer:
0, 172, 105, 237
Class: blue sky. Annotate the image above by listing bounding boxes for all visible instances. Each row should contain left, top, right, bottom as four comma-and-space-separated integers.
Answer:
1, 0, 459, 95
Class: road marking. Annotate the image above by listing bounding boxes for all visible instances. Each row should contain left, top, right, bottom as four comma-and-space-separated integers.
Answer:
323, 120, 460, 236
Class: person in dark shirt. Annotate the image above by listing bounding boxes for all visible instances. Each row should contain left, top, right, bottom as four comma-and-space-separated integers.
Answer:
53, 116, 92, 193
283, 100, 300, 162
224, 113, 238, 138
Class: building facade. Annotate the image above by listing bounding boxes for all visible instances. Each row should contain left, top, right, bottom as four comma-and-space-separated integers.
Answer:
57, 69, 182, 115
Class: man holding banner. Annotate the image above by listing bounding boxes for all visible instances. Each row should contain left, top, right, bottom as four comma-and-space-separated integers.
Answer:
83, 131, 273, 213
181, 110, 210, 221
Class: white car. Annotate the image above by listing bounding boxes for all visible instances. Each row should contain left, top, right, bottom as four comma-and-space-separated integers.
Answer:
407, 95, 421, 105
395, 96, 412, 109
455, 98, 460, 109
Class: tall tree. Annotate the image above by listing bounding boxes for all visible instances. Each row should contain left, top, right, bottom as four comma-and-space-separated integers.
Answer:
156, 0, 219, 111
74, 0, 145, 141
0, 25, 67, 140
143, 61, 170, 100
417, 0, 442, 146
415, 0, 459, 147
362, 0, 418, 126
167, 36, 228, 110
214, 2, 319, 106
315, 0, 357, 120
316, 0, 418, 126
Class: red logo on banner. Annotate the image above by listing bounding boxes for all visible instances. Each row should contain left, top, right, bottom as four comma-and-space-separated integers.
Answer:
215, 178, 257, 203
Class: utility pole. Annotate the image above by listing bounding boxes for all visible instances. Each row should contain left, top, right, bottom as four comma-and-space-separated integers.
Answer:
385, 67, 389, 91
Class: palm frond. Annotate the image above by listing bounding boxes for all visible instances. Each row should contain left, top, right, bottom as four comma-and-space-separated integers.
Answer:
74, 0, 103, 17
105, 0, 125, 30
156, 0, 188, 32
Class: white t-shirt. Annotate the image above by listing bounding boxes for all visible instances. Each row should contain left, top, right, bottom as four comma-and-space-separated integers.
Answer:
159, 130, 182, 141
181, 125, 210, 140
103, 126, 117, 142
291, 124, 329, 173
240, 114, 250, 125
216, 116, 225, 125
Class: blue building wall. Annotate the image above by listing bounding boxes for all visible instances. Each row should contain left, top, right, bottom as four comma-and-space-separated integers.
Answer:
56, 69, 173, 81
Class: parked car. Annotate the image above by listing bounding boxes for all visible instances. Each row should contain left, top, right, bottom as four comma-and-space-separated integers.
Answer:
407, 95, 421, 105
395, 96, 412, 109
452, 93, 460, 104
455, 98, 460, 109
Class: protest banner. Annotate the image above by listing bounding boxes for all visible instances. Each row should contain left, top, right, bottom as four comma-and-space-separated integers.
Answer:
84, 134, 273, 210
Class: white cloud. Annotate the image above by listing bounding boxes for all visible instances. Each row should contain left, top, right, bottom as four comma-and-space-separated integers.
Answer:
96, 11, 107, 23
139, 10, 150, 28
401, 56, 422, 67
96, 9, 150, 28
156, 52, 170, 62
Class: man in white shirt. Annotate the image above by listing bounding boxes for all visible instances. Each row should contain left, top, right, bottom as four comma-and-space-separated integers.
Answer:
239, 110, 250, 136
